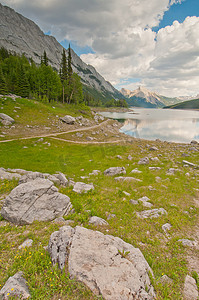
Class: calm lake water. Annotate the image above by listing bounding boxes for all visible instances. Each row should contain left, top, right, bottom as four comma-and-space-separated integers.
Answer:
100, 108, 199, 143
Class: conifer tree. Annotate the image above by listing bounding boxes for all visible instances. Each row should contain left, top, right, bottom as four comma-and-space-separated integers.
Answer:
41, 51, 48, 66
67, 44, 73, 83
0, 66, 7, 94
16, 63, 30, 98
60, 48, 68, 103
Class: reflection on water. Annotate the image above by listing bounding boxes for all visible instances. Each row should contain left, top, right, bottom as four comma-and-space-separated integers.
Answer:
100, 108, 199, 143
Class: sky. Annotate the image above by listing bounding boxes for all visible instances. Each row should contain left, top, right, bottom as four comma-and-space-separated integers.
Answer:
1, 0, 199, 97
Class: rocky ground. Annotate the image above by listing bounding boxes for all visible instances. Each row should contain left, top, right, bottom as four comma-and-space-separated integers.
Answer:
0, 95, 199, 299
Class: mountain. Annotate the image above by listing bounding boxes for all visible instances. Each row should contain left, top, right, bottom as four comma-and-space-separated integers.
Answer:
164, 98, 199, 110
120, 87, 164, 108
120, 87, 181, 108
0, 3, 122, 102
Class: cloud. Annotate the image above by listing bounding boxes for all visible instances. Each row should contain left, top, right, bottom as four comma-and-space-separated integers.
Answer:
1, 0, 198, 96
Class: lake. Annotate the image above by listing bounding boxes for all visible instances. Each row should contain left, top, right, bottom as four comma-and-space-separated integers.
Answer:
100, 108, 199, 143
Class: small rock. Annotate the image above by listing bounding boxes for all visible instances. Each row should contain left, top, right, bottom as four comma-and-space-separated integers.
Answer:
0, 113, 15, 126
183, 275, 198, 300
155, 176, 162, 182
149, 167, 161, 171
190, 140, 198, 145
127, 155, 133, 160
136, 208, 167, 219
55, 172, 68, 186
166, 168, 180, 175
116, 155, 122, 159
86, 136, 94, 141
115, 176, 142, 182
89, 216, 109, 226
123, 191, 131, 196
162, 223, 172, 233
138, 157, 149, 165
178, 239, 197, 247
60, 115, 76, 124
131, 168, 142, 174
129, 199, 139, 205
104, 167, 126, 176
151, 157, 160, 162
89, 170, 100, 176
73, 182, 94, 193
18, 239, 33, 249
149, 146, 158, 151
159, 275, 173, 285
76, 132, 83, 138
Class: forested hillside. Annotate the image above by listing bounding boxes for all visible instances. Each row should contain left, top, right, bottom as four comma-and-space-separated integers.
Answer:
164, 98, 199, 110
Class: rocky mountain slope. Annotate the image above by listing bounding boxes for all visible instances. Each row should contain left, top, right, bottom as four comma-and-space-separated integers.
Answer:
0, 3, 122, 100
121, 87, 181, 108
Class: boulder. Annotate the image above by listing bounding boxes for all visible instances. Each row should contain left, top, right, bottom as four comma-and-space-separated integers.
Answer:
183, 275, 198, 300
48, 226, 155, 299
104, 167, 126, 176
0, 272, 30, 299
0, 113, 15, 126
59, 115, 76, 124
136, 208, 167, 219
1, 178, 72, 225
72, 182, 94, 193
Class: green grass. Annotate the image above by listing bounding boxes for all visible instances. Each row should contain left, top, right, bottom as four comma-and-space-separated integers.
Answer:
0, 96, 199, 299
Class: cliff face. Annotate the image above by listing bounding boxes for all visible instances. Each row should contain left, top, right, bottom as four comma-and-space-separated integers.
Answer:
0, 3, 121, 98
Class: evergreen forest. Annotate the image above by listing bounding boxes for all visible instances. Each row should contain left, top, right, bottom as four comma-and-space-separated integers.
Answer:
0, 46, 127, 108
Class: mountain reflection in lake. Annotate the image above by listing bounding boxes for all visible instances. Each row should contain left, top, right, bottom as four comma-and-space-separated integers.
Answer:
100, 108, 199, 143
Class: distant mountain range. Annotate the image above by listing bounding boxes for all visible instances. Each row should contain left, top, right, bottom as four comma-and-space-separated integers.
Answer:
120, 87, 181, 108
0, 3, 122, 102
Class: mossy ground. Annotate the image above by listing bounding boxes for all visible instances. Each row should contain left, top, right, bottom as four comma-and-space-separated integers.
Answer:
0, 96, 199, 299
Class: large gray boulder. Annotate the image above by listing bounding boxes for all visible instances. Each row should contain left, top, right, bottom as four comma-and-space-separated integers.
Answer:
59, 115, 76, 124
0, 113, 15, 126
1, 178, 72, 225
0, 271, 30, 299
104, 167, 126, 176
48, 226, 155, 300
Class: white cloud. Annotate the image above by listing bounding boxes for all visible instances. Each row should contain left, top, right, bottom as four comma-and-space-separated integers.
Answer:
1, 0, 198, 97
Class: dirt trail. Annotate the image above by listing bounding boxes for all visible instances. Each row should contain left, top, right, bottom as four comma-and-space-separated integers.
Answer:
0, 119, 123, 144
49, 136, 123, 144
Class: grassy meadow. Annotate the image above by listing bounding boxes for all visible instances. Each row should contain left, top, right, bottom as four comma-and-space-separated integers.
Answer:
0, 96, 199, 299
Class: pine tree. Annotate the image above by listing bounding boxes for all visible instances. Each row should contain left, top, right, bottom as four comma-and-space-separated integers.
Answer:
43, 51, 48, 66
60, 49, 68, 103
16, 63, 30, 98
41, 51, 48, 66
0, 66, 7, 94
67, 44, 73, 83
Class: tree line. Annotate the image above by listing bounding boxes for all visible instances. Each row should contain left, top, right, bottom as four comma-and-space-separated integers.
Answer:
0, 46, 127, 107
